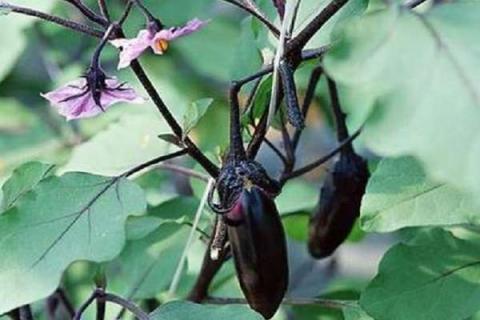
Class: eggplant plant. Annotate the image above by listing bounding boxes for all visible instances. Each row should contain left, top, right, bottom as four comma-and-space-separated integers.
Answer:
0, 0, 479, 320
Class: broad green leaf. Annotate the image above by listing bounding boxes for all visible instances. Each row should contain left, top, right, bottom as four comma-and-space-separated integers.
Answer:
324, 4, 480, 206
343, 304, 374, 320
230, 17, 263, 80
360, 229, 480, 320
182, 98, 214, 139
292, 0, 368, 49
125, 215, 164, 240
1, 161, 54, 210
176, 19, 239, 82
361, 157, 480, 232
150, 301, 263, 320
276, 181, 318, 214
61, 111, 177, 176
107, 224, 190, 300
0, 173, 146, 313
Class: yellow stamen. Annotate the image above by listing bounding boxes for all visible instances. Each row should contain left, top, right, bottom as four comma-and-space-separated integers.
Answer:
155, 39, 169, 52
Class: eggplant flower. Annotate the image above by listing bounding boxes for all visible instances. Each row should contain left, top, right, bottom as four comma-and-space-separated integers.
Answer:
110, 18, 207, 69
41, 68, 143, 120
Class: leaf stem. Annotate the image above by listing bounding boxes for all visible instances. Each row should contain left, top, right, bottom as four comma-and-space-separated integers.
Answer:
286, 0, 348, 55
0, 3, 104, 38
127, 58, 220, 177
219, 0, 280, 37
280, 127, 362, 182
204, 297, 355, 309
123, 150, 189, 178
18, 306, 33, 320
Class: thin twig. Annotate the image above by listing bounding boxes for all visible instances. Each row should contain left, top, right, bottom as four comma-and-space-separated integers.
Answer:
63, 0, 108, 26
169, 178, 215, 295
204, 297, 355, 309
56, 288, 76, 318
264, 137, 288, 165
18, 306, 33, 320
103, 293, 149, 320
124, 150, 188, 178
220, 0, 280, 37
97, 0, 111, 21
188, 218, 230, 302
127, 58, 220, 177
156, 163, 210, 182
286, 0, 348, 55
280, 127, 362, 182
1, 3, 104, 38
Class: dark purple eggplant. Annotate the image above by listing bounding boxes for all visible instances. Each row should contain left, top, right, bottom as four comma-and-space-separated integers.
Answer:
308, 152, 369, 259
227, 187, 288, 319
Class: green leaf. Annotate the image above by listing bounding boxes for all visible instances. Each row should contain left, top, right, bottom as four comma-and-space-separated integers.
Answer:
107, 224, 190, 300
150, 301, 263, 320
125, 216, 164, 241
0, 1, 57, 82
1, 161, 54, 211
61, 111, 177, 176
343, 304, 374, 320
293, 0, 368, 49
324, 4, 480, 206
182, 98, 214, 139
0, 173, 146, 313
360, 229, 480, 320
361, 157, 480, 232
230, 17, 264, 80
276, 181, 318, 214
176, 19, 239, 82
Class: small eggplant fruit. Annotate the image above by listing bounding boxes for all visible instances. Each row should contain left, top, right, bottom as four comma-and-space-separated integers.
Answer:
213, 159, 287, 319
227, 187, 288, 319
308, 152, 369, 259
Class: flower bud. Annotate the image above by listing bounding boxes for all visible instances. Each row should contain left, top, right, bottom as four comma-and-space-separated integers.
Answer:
227, 187, 288, 319
308, 153, 369, 259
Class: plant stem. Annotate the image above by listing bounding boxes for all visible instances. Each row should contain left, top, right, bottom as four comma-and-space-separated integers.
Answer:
97, 0, 110, 21
327, 78, 353, 154
56, 288, 76, 318
286, 0, 348, 55
169, 178, 215, 295
204, 297, 354, 309
124, 150, 188, 178
280, 127, 362, 182
103, 293, 149, 320
75, 290, 149, 320
1, 3, 104, 38
127, 58, 220, 177
63, 0, 108, 26
18, 306, 33, 320
219, 0, 280, 37
188, 218, 230, 302
229, 83, 247, 161
156, 163, 210, 182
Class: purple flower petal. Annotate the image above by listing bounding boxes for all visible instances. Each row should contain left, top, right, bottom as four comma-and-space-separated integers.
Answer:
41, 78, 144, 120
150, 18, 208, 54
110, 29, 154, 69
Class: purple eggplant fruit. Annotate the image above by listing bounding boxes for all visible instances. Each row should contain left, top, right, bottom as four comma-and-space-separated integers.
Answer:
212, 159, 288, 319
227, 187, 288, 319
308, 151, 369, 259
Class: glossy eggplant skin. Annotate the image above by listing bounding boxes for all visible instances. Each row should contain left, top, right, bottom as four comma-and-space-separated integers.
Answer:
308, 152, 369, 259
227, 187, 289, 319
